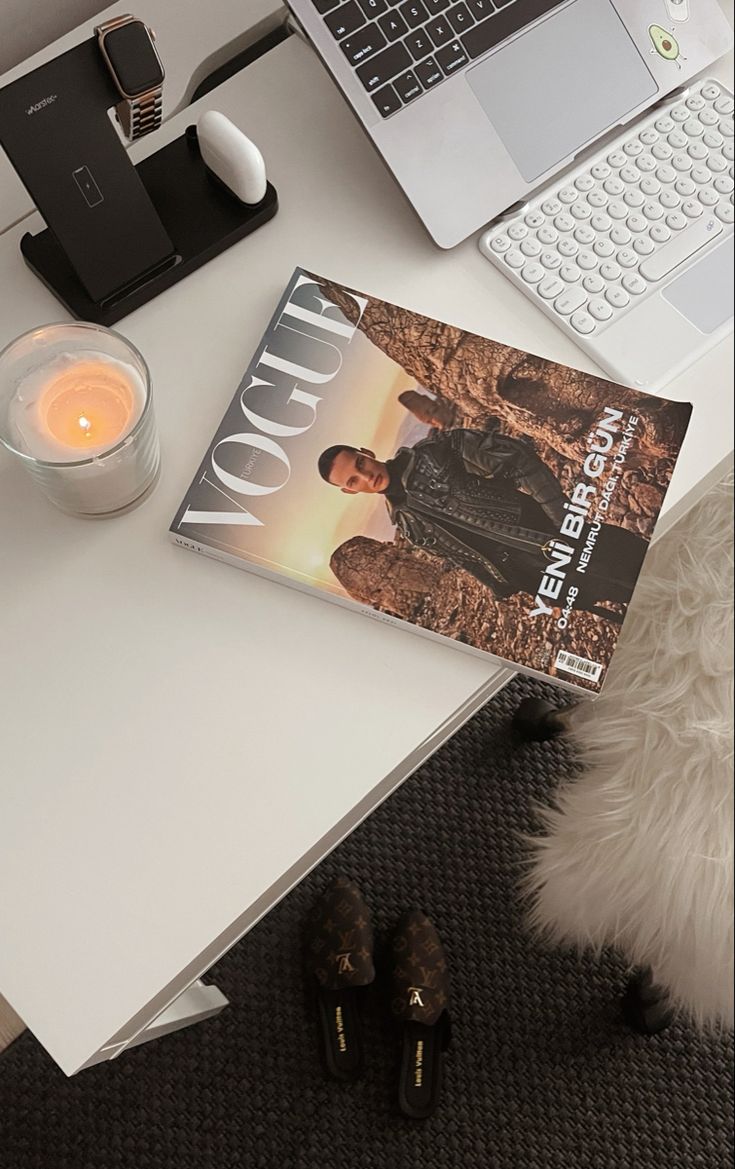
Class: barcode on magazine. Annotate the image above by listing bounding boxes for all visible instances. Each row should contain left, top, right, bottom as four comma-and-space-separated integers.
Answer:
554, 650, 603, 683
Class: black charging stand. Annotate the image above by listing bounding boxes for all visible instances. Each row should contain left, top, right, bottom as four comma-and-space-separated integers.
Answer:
0, 39, 278, 327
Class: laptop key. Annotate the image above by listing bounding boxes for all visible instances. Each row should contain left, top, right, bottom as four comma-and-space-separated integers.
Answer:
405, 28, 434, 59
435, 39, 469, 74
398, 0, 430, 28
356, 40, 412, 89
378, 9, 409, 38
447, 2, 475, 33
461, 0, 566, 59
312, 0, 342, 11
357, 0, 388, 14
467, 0, 495, 15
325, 1, 367, 39
394, 70, 424, 102
426, 16, 453, 45
341, 23, 388, 64
425, 0, 452, 10
415, 56, 443, 87
371, 82, 403, 116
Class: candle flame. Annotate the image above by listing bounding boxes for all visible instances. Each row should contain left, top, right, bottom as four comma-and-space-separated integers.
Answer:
78, 414, 92, 434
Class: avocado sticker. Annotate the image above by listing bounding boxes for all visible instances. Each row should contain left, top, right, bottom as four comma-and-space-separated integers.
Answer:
649, 25, 684, 66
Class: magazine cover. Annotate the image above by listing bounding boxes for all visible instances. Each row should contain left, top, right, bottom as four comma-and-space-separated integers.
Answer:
170, 268, 691, 693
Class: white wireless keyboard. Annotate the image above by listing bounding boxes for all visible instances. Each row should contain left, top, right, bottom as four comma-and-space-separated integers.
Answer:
479, 78, 734, 389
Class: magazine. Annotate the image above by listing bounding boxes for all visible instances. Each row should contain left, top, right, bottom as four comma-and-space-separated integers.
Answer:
170, 268, 691, 694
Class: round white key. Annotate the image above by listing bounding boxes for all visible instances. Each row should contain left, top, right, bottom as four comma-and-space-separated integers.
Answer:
525, 209, 545, 228
703, 131, 723, 149
559, 186, 578, 203
715, 96, 735, 115
604, 177, 625, 196
624, 189, 645, 208
554, 213, 575, 232
560, 263, 581, 282
521, 263, 544, 283
541, 251, 562, 269
570, 310, 596, 334
521, 238, 542, 256
639, 128, 659, 146
588, 298, 613, 321
577, 251, 598, 271
508, 223, 528, 240
617, 248, 638, 268
490, 234, 511, 252
660, 189, 680, 209
588, 189, 609, 208
591, 162, 611, 180
554, 287, 587, 315
600, 261, 621, 281
538, 276, 564, 299
574, 174, 595, 192
683, 119, 704, 138
685, 94, 705, 112
671, 106, 689, 123
611, 224, 632, 245
724, 142, 735, 161
620, 165, 640, 185
672, 152, 692, 172
656, 165, 677, 184
699, 108, 719, 127
622, 273, 646, 295
691, 166, 712, 185
688, 141, 709, 161
626, 215, 647, 233
636, 154, 657, 173
583, 273, 605, 294
570, 202, 591, 220
654, 116, 675, 133
722, 119, 734, 138
709, 153, 729, 172
701, 84, 721, 101
668, 130, 688, 149
715, 175, 735, 194
716, 203, 735, 223
675, 177, 696, 196
642, 201, 663, 220
652, 142, 673, 161
558, 238, 579, 257
697, 188, 719, 207
623, 139, 643, 157
608, 201, 628, 220
667, 211, 687, 230
590, 213, 612, 233
593, 238, 615, 258
504, 250, 525, 268
537, 225, 559, 245
633, 236, 655, 256
606, 286, 630, 308
574, 225, 596, 245
607, 150, 627, 168
542, 197, 562, 216
640, 177, 661, 196
650, 223, 671, 243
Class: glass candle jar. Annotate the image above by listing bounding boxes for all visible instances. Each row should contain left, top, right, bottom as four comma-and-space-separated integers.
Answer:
0, 322, 160, 516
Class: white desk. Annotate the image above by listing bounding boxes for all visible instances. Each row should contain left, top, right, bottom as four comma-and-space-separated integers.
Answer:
0, 31, 732, 1077
0, 0, 285, 235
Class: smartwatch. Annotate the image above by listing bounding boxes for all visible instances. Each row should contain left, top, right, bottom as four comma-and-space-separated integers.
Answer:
95, 15, 164, 141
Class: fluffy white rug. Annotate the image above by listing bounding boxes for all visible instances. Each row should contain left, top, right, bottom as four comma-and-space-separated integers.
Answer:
526, 473, 734, 1028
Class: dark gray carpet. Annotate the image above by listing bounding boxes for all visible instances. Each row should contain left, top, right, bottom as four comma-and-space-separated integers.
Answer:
1, 676, 732, 1169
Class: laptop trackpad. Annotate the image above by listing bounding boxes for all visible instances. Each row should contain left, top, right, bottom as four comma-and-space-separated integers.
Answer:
467, 0, 657, 182
662, 236, 735, 334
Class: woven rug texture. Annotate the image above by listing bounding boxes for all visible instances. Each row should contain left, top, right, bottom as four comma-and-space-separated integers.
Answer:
0, 671, 732, 1169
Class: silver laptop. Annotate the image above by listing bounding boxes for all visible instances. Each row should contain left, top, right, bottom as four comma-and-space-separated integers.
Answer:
288, 0, 733, 247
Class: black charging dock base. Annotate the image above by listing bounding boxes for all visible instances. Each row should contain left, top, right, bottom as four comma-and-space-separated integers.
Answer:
20, 125, 278, 327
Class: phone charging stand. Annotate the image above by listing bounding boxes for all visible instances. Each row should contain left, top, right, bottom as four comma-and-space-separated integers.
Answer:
21, 127, 278, 327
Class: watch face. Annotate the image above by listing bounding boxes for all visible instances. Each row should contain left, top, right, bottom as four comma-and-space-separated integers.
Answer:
103, 21, 163, 96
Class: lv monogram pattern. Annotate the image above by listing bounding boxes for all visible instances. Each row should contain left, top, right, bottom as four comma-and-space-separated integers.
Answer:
390, 910, 450, 1026
307, 878, 375, 991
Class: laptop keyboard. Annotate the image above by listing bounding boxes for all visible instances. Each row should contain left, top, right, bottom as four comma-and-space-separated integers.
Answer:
311, 0, 565, 117
479, 79, 734, 340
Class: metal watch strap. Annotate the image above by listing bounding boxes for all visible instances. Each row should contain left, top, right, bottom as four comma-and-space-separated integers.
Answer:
117, 89, 163, 141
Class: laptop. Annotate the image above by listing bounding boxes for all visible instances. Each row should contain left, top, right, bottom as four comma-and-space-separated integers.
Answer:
288, 0, 733, 247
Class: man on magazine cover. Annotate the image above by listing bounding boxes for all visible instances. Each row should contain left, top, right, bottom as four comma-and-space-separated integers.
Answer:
318, 421, 647, 623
